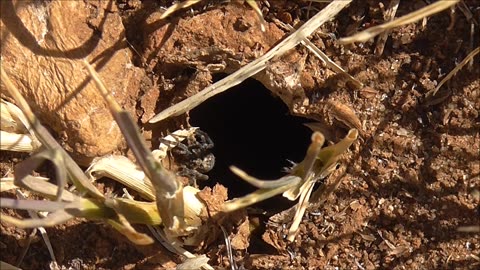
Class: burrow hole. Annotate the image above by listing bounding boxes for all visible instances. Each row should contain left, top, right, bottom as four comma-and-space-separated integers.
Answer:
190, 74, 312, 210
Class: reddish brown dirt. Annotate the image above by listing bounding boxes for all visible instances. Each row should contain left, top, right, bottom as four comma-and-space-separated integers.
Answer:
1, 0, 479, 269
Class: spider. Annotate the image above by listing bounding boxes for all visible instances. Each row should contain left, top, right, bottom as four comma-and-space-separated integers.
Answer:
171, 129, 215, 187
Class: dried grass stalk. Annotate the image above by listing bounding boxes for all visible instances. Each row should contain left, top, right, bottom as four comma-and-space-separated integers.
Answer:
86, 155, 155, 201
427, 46, 480, 98
0, 130, 36, 152
339, 0, 460, 44
374, 0, 400, 55
274, 19, 363, 88
223, 129, 358, 242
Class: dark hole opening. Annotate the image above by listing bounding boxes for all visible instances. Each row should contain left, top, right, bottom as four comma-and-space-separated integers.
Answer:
190, 74, 312, 211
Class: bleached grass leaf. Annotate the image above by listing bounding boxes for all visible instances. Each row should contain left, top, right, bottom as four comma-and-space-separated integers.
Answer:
426, 46, 480, 99
14, 148, 67, 202
0, 198, 68, 213
224, 129, 358, 241
316, 128, 358, 177
83, 59, 188, 233
339, 0, 460, 44
0, 177, 20, 192
107, 216, 154, 245
16, 190, 58, 265
245, 0, 266, 32
283, 132, 325, 200
159, 0, 201, 20
13, 176, 75, 202
274, 19, 363, 88
86, 155, 155, 201
0, 209, 75, 229
286, 180, 316, 242
223, 179, 301, 212
1, 99, 31, 134
0, 130, 36, 152
230, 166, 301, 189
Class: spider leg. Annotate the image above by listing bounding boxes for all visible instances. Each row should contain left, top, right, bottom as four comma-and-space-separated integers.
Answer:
177, 166, 209, 187
171, 142, 192, 157
195, 129, 214, 149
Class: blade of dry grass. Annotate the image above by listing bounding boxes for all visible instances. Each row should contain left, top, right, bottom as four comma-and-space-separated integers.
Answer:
245, 0, 266, 32
106, 215, 154, 245
224, 129, 357, 214
0, 197, 68, 212
149, 226, 215, 270
86, 155, 155, 201
160, 0, 201, 20
0, 209, 76, 229
149, 0, 353, 123
281, 132, 325, 201
457, 0, 477, 70
14, 228, 36, 268
0, 131, 35, 152
83, 60, 211, 243
457, 225, 480, 233
1, 99, 34, 135
224, 129, 357, 242
2, 187, 164, 245
1, 100, 24, 133
14, 149, 68, 203
10, 175, 75, 202
284, 130, 356, 241
82, 60, 179, 194
220, 225, 236, 270
273, 19, 363, 88
82, 59, 187, 232
374, 0, 400, 55
16, 190, 57, 266
339, 0, 460, 44
222, 178, 301, 212
286, 180, 316, 242
283, 129, 357, 201
230, 166, 302, 189
0, 177, 21, 192
426, 46, 480, 98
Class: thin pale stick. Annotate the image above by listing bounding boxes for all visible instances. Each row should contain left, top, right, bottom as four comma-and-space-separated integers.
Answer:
160, 0, 201, 20
427, 46, 480, 97
16, 190, 57, 265
339, 0, 460, 44
274, 19, 363, 88
374, 0, 400, 55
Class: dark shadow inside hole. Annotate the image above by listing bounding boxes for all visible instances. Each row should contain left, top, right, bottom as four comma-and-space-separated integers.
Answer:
190, 74, 312, 211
